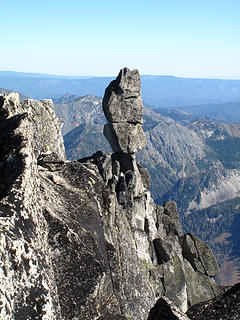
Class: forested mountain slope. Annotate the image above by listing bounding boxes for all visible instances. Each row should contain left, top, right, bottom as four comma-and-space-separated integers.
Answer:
178, 101, 240, 123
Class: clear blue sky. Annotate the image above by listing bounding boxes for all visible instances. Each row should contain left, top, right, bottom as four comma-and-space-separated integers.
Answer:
1, 0, 240, 78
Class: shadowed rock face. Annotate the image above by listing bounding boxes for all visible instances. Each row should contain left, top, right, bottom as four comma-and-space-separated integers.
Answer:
103, 67, 146, 153
0, 71, 221, 320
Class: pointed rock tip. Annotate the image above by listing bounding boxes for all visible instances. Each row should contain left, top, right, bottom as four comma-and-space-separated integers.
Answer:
117, 67, 140, 82
7, 92, 20, 102
119, 67, 140, 75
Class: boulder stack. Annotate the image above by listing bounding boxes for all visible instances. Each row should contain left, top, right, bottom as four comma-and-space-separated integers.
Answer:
103, 67, 146, 153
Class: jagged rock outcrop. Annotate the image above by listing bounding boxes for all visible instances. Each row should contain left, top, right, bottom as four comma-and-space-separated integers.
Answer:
80, 69, 221, 316
187, 282, 240, 319
0, 69, 221, 319
181, 233, 219, 277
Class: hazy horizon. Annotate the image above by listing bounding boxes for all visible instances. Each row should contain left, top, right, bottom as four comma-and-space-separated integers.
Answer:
1, 69, 240, 81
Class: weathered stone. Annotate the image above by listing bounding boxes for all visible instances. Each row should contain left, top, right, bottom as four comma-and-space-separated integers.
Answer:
102, 67, 143, 123
0, 92, 155, 319
187, 283, 240, 320
102, 67, 146, 154
0, 93, 63, 319
184, 260, 221, 307
162, 255, 188, 312
104, 122, 146, 153
137, 163, 151, 190
164, 201, 179, 222
181, 233, 219, 277
76, 141, 220, 314
0, 81, 222, 319
156, 202, 182, 237
24, 99, 66, 161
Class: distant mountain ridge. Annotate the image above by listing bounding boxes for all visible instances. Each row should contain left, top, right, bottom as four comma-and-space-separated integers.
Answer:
1, 70, 240, 108
178, 101, 240, 123
0, 71, 90, 79
54, 94, 104, 136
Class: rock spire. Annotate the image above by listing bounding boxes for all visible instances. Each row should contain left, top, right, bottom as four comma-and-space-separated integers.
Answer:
0, 75, 221, 319
103, 67, 146, 153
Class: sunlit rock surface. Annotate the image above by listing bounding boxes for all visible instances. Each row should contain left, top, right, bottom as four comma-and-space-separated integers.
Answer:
0, 70, 221, 319
103, 67, 146, 153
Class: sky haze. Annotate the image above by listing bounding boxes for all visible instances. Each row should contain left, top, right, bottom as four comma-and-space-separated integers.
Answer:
1, 0, 240, 79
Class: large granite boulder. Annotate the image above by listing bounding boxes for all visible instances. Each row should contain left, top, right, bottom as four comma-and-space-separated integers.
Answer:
104, 122, 146, 153
181, 233, 219, 277
103, 67, 146, 153
103, 67, 143, 123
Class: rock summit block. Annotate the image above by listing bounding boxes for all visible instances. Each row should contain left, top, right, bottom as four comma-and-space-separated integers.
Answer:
103, 67, 146, 153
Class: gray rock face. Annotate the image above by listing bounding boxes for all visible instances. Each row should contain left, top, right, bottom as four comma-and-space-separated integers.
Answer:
104, 122, 147, 153
0, 93, 64, 319
103, 67, 146, 153
181, 233, 219, 277
0, 82, 221, 319
103, 67, 143, 123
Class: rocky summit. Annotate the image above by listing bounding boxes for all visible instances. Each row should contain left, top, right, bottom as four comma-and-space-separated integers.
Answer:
0, 69, 226, 319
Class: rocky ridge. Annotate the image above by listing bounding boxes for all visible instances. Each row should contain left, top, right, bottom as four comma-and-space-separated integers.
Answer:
0, 69, 220, 319
0, 88, 29, 101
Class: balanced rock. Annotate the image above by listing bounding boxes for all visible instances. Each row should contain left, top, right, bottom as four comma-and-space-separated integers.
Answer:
103, 67, 146, 153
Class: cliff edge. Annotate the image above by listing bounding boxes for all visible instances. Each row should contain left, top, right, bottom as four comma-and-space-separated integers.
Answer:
0, 70, 220, 319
